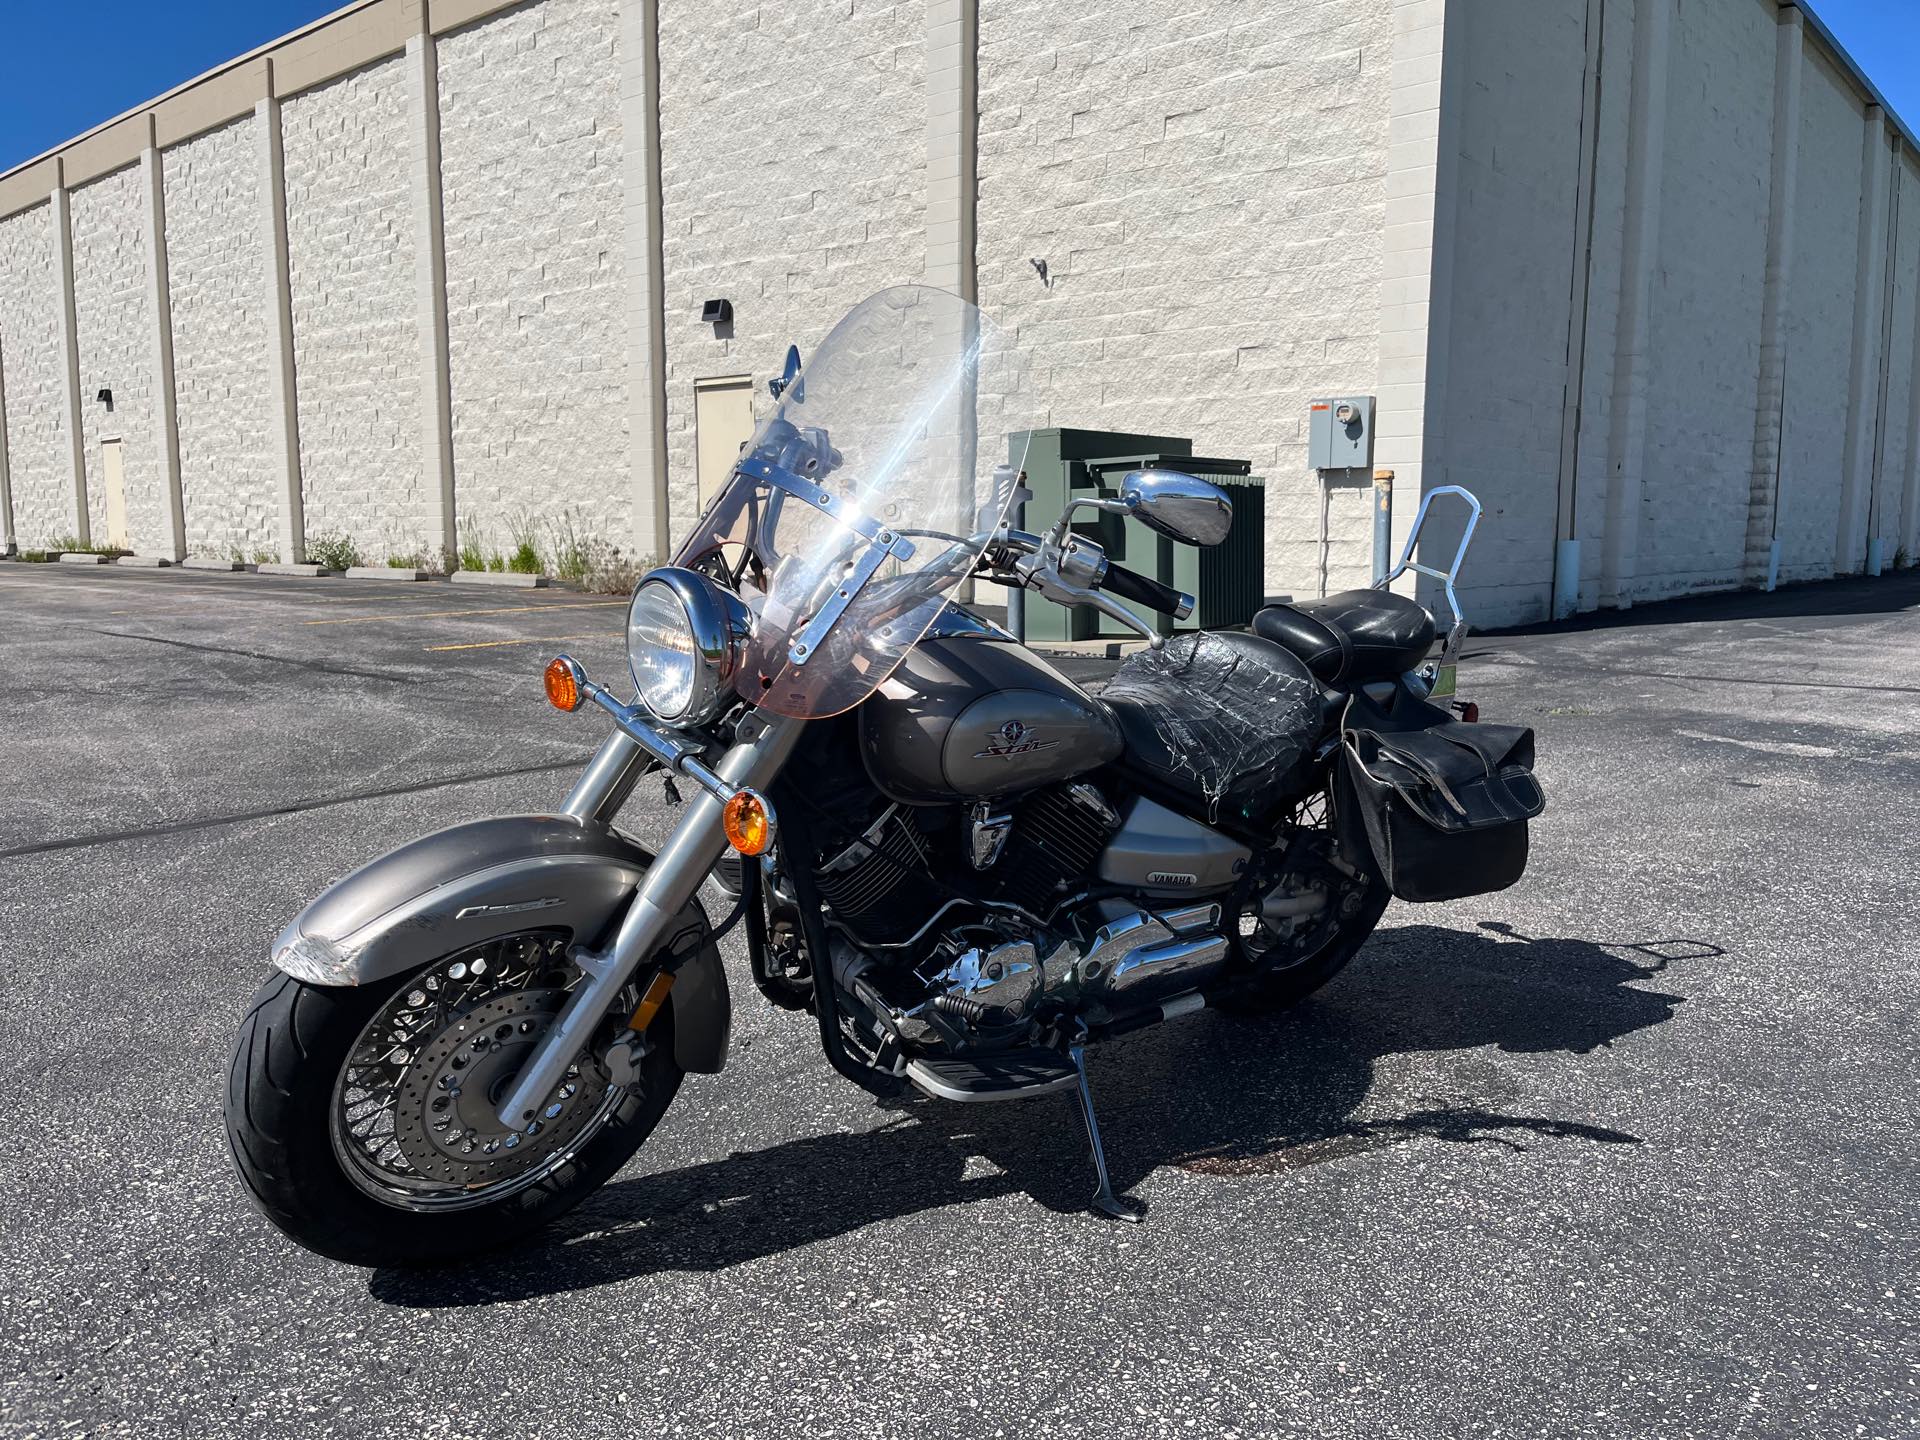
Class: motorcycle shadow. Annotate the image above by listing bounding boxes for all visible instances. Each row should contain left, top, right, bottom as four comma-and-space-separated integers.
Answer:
369, 921, 1712, 1307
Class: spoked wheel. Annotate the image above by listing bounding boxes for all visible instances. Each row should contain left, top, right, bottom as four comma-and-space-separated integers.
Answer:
1222, 779, 1389, 1014
226, 930, 682, 1266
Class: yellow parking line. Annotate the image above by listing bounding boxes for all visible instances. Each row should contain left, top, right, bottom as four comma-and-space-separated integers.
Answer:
309, 600, 622, 627
425, 631, 622, 652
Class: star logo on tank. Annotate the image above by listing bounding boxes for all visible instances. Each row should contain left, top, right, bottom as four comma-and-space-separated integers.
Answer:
974, 719, 1062, 761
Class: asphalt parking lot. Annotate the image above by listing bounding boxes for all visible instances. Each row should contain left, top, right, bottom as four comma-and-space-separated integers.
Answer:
2, 561, 1916, 1439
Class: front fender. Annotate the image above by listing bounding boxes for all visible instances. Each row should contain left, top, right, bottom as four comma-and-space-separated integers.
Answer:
270, 814, 730, 1074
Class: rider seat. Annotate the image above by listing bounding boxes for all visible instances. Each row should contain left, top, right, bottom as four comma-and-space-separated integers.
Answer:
1101, 630, 1323, 821
1251, 589, 1436, 687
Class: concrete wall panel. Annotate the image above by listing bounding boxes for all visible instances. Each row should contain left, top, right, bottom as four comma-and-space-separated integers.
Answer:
656, 0, 929, 542
977, 0, 1393, 600
282, 56, 426, 561
1638, 0, 1774, 595
0, 203, 73, 547
438, 0, 628, 563
164, 116, 279, 560
1568, 0, 1638, 606
1777, 49, 1864, 582
1435, 0, 1589, 627
1874, 152, 1919, 560
70, 164, 163, 552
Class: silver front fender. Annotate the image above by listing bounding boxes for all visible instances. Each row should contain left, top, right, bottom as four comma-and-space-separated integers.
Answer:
270, 814, 731, 1074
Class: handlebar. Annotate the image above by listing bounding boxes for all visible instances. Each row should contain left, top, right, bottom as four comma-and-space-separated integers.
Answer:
1101, 561, 1194, 621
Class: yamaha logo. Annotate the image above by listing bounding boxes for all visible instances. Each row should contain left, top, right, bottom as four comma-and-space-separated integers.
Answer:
1146, 871, 1198, 887
973, 718, 1062, 761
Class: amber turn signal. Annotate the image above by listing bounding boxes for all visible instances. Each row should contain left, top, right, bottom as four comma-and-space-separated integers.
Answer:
722, 789, 774, 856
544, 656, 583, 712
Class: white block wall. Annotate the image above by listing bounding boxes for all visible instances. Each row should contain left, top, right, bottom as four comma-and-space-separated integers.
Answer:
163, 116, 278, 560
1777, 47, 1865, 583
655, 0, 929, 538
282, 56, 426, 560
1640, 0, 1776, 594
1565, 0, 1637, 609
5, 0, 1918, 620
976, 0, 1393, 600
438, 0, 630, 562
1441, 0, 1920, 625
69, 164, 161, 551
1434, 0, 1591, 625
0, 202, 70, 547
1882, 154, 1920, 562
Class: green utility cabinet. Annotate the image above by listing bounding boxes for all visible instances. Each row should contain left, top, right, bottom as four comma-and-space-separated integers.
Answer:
1008, 428, 1265, 642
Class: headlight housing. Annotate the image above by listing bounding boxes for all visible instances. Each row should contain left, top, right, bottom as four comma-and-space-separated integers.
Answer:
626, 567, 752, 725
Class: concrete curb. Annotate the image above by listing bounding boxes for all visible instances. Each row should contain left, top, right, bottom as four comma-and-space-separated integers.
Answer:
181, 558, 246, 571
57, 553, 110, 564
114, 555, 174, 567
346, 566, 430, 581
258, 562, 340, 577
450, 570, 550, 588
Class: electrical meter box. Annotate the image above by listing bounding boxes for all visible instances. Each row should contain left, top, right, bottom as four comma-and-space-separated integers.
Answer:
1309, 395, 1375, 470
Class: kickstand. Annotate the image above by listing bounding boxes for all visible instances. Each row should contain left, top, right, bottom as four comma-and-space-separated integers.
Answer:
1068, 1040, 1145, 1223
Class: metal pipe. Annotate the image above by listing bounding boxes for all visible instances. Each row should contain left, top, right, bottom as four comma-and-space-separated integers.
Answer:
1370, 469, 1393, 586
495, 711, 803, 1128
561, 730, 649, 824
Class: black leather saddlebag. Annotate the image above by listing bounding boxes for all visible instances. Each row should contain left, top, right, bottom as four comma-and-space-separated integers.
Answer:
1338, 690, 1545, 903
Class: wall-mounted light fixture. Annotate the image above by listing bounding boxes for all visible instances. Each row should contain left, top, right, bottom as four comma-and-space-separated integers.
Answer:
700, 298, 733, 327
96, 387, 113, 412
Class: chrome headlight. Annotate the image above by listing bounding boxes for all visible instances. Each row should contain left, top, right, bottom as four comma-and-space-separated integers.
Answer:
626, 567, 752, 725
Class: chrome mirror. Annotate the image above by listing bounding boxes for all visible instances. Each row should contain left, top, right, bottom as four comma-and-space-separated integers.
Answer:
1118, 469, 1233, 547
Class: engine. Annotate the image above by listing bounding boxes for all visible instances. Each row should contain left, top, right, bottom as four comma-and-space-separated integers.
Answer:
812, 781, 1119, 949
794, 776, 1234, 1043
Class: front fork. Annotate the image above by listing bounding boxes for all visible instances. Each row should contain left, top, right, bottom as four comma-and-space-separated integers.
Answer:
492, 702, 803, 1130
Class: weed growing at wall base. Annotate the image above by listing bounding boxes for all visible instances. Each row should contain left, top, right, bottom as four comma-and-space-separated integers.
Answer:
506, 511, 542, 575
546, 510, 591, 584
458, 520, 487, 575
304, 533, 362, 571
50, 536, 125, 556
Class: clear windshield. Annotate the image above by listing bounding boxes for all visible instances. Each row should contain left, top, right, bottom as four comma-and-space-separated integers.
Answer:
672, 286, 1033, 718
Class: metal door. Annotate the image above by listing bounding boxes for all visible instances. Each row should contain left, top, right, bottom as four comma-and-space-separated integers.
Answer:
100, 439, 128, 549
693, 376, 755, 509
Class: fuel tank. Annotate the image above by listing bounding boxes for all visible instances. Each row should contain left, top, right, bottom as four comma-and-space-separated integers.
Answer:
859, 636, 1123, 804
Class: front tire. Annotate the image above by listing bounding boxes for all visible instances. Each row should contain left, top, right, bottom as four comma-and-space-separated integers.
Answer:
225, 958, 681, 1267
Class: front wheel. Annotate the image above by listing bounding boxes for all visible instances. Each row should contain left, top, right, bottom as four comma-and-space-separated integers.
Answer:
224, 931, 681, 1267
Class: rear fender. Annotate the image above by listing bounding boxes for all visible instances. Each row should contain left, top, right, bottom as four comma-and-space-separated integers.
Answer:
269, 814, 730, 1073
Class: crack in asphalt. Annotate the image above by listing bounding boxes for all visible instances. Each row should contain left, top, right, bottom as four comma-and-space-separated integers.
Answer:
85, 627, 415, 684
0, 757, 591, 861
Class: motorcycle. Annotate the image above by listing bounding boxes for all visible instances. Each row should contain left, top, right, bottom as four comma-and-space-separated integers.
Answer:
225, 286, 1544, 1265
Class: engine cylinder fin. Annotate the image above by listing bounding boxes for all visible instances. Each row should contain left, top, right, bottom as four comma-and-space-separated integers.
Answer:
989, 784, 1116, 915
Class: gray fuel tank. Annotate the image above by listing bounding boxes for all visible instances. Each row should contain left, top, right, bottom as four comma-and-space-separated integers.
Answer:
859, 637, 1123, 804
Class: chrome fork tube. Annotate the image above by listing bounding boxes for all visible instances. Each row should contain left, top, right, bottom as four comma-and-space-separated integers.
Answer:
562, 730, 648, 824
494, 714, 803, 1129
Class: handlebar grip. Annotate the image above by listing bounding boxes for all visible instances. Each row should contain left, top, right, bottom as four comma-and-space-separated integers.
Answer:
1102, 562, 1194, 620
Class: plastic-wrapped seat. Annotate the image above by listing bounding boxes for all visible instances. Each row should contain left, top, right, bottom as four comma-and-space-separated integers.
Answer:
1100, 631, 1323, 824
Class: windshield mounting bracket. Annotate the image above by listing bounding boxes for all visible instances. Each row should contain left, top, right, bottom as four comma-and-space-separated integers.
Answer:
735, 454, 919, 668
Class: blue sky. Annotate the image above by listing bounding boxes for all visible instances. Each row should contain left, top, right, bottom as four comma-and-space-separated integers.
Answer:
1, 0, 1918, 173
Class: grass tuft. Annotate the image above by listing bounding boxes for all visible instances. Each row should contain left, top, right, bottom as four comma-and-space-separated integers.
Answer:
304, 533, 361, 571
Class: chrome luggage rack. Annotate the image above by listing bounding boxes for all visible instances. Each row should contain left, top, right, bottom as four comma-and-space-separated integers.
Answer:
1376, 483, 1482, 673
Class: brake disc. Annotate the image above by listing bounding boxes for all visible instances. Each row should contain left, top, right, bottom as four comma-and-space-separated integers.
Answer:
388, 988, 610, 1189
